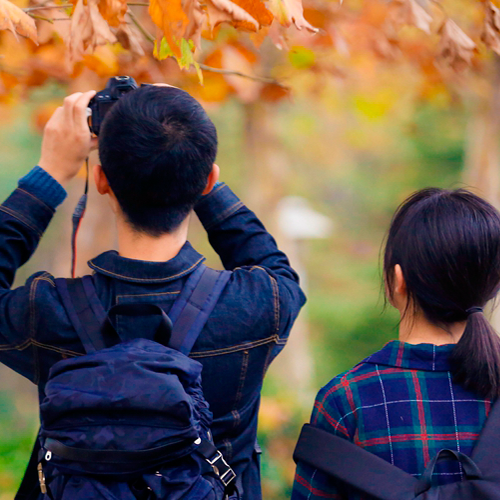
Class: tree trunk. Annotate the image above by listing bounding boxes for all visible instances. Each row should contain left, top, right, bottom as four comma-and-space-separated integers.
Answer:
243, 101, 314, 406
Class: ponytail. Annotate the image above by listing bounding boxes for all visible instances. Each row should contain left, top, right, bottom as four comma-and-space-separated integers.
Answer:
449, 310, 500, 399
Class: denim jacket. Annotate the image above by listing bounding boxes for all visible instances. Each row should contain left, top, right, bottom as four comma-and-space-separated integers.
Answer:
0, 169, 306, 499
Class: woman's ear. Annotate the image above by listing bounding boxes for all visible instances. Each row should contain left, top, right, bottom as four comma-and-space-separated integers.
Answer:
202, 163, 220, 195
390, 264, 408, 311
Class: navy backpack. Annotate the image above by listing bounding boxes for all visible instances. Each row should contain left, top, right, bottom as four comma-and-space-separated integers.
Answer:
294, 399, 500, 499
18, 264, 238, 500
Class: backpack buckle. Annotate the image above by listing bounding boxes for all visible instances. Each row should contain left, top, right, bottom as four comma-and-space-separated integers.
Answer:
205, 450, 236, 487
37, 462, 47, 494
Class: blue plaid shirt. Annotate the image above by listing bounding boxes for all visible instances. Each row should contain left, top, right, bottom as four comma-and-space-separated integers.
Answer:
292, 341, 494, 499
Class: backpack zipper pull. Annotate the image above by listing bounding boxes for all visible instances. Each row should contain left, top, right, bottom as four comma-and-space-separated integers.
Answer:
37, 462, 47, 494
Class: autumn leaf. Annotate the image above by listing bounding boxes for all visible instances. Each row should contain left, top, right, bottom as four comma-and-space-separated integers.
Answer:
98, 0, 127, 27
438, 19, 476, 71
267, 0, 317, 33
390, 0, 432, 34
148, 0, 189, 57
115, 23, 144, 56
0, 0, 37, 43
481, 2, 500, 56
154, 36, 202, 81
206, 0, 273, 33
66, 0, 116, 63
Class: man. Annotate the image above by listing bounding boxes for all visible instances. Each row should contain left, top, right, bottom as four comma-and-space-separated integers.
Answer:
0, 85, 305, 498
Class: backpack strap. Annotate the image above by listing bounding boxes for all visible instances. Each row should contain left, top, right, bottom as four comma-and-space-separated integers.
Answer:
56, 264, 230, 356
471, 398, 500, 478
168, 264, 231, 355
55, 277, 106, 353
293, 424, 416, 500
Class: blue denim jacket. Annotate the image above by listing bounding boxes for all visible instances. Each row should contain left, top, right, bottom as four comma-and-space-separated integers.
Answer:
0, 169, 306, 499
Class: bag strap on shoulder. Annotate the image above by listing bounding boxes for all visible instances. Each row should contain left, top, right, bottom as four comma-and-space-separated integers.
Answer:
168, 264, 231, 355
55, 276, 106, 353
56, 264, 230, 356
471, 398, 500, 478
293, 424, 416, 500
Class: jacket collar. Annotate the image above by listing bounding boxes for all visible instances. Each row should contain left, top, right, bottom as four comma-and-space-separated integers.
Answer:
362, 340, 455, 372
88, 241, 205, 283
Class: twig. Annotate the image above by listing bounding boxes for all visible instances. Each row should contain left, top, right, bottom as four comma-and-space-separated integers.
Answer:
28, 13, 54, 22
127, 9, 154, 43
198, 63, 287, 88
127, 2, 149, 6
24, 3, 72, 11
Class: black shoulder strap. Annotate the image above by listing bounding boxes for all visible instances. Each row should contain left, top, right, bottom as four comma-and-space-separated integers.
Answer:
55, 276, 107, 353
56, 265, 230, 356
168, 264, 231, 355
471, 398, 500, 478
293, 424, 416, 500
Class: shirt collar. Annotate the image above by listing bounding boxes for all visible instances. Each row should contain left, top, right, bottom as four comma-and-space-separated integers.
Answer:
88, 241, 205, 284
362, 340, 455, 372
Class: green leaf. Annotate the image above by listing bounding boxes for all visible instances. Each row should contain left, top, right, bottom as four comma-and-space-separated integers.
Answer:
153, 37, 203, 84
288, 46, 316, 69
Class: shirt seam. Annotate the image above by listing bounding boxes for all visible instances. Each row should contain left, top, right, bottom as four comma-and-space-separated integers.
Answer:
0, 206, 43, 237
190, 334, 279, 358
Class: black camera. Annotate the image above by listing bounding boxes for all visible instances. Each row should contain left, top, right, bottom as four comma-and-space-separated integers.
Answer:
88, 76, 138, 136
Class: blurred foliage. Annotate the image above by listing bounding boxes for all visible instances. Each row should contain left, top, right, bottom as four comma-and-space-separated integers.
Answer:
0, 84, 470, 497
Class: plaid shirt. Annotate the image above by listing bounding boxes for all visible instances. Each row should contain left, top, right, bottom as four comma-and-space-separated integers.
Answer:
292, 340, 494, 499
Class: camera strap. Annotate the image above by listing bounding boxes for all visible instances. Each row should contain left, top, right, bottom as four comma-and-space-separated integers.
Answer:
71, 158, 89, 278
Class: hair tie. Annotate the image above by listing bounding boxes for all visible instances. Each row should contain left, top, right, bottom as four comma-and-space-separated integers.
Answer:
466, 306, 484, 316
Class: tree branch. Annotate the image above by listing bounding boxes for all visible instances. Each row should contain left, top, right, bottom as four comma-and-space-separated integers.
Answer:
126, 8, 287, 88
28, 13, 54, 22
127, 2, 149, 6
24, 3, 72, 12
197, 63, 287, 88
127, 9, 154, 43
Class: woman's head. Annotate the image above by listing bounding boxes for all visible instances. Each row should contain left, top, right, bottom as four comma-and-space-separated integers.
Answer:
384, 188, 500, 398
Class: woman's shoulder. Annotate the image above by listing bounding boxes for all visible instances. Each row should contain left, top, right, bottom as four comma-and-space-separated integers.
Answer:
312, 341, 405, 437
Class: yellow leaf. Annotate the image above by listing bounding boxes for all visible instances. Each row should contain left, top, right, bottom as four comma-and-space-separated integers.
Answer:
0, 0, 37, 43
148, 0, 188, 57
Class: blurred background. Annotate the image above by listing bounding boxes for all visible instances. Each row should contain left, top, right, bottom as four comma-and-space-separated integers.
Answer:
1, 0, 499, 497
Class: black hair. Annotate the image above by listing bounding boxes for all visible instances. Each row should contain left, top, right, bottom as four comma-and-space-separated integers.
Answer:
384, 188, 500, 399
98, 85, 217, 235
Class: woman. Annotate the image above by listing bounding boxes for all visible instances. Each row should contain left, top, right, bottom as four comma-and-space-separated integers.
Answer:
292, 188, 500, 499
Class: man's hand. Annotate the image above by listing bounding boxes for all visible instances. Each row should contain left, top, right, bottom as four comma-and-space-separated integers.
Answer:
38, 90, 97, 187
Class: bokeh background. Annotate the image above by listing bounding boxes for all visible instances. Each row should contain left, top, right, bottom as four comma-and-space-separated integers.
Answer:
1, 0, 500, 497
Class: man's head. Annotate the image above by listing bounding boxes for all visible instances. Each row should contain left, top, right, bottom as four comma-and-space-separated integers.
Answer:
97, 85, 218, 236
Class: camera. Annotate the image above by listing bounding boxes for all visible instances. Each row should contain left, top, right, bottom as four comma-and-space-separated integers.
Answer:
88, 76, 138, 136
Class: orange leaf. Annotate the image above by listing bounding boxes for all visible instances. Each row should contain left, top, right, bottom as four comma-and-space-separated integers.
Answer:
481, 2, 500, 56
115, 23, 145, 56
0, 0, 37, 43
148, 0, 188, 57
438, 19, 476, 71
206, 0, 272, 33
390, 0, 432, 34
66, 0, 117, 64
267, 0, 317, 33
98, 0, 127, 27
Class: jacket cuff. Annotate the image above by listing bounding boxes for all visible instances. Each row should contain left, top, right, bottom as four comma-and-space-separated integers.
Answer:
194, 183, 244, 231
18, 166, 67, 210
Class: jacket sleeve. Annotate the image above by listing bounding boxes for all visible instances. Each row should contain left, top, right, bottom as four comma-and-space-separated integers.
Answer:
195, 183, 306, 351
0, 168, 66, 382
